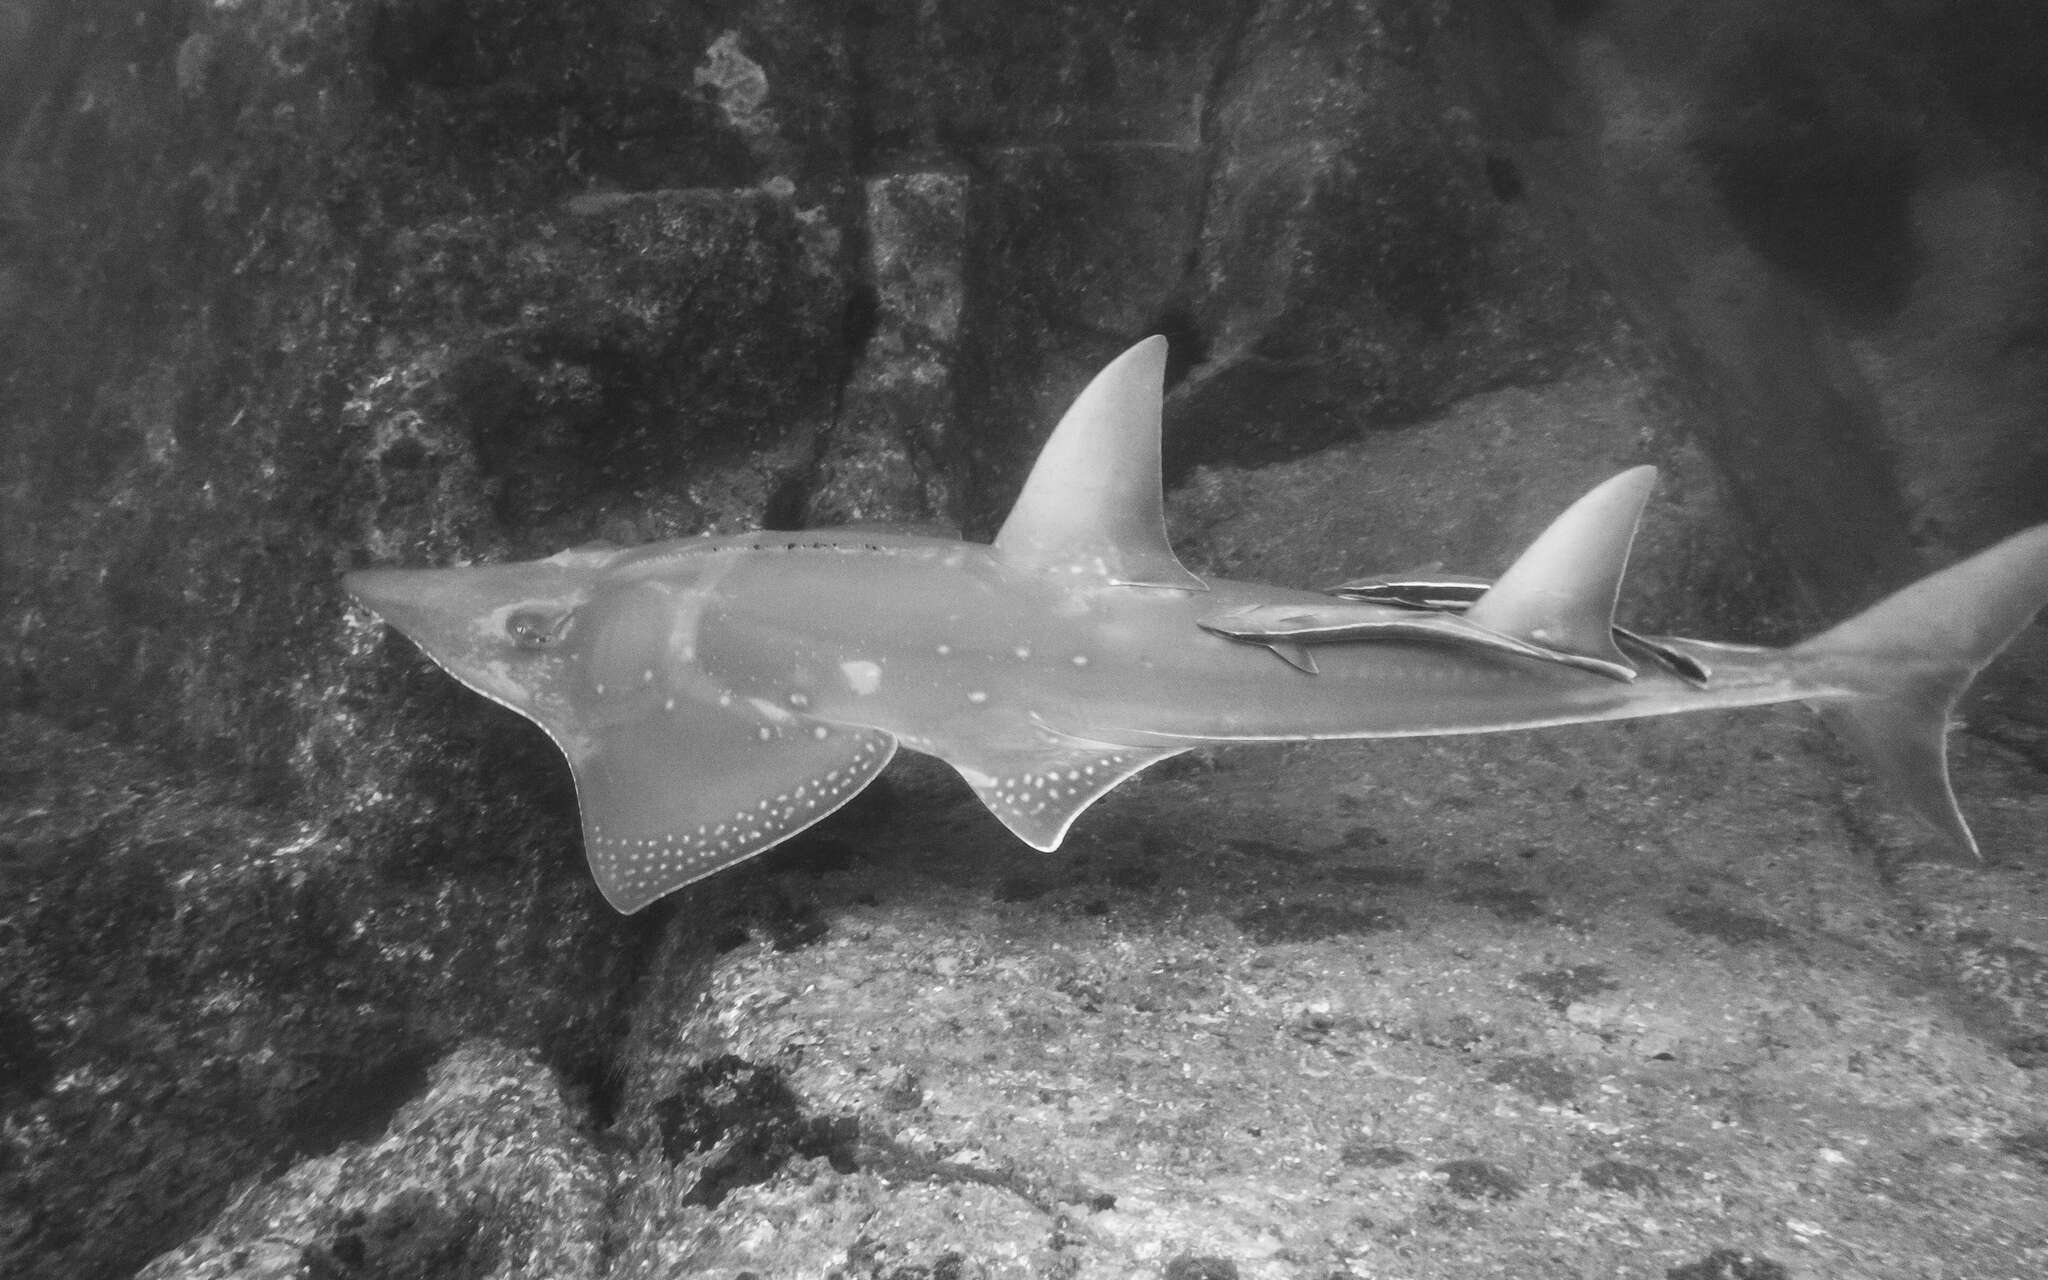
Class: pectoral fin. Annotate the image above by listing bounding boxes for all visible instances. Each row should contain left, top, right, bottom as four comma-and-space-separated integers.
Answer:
571, 709, 897, 913
1263, 641, 1320, 674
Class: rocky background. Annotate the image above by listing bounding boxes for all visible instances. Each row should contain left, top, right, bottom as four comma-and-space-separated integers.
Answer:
3, 1, 2047, 1277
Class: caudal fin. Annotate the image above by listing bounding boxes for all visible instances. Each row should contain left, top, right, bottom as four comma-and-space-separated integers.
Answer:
1793, 524, 2048, 855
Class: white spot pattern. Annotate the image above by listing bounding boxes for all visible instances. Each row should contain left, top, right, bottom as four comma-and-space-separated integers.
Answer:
951, 744, 1184, 851
586, 731, 895, 913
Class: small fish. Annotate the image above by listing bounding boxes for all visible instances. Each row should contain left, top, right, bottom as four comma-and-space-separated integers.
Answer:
1307, 573, 1711, 682
347, 338, 2048, 913
1196, 600, 1639, 680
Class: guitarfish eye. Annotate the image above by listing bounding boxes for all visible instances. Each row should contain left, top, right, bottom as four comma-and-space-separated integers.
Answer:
505, 607, 573, 648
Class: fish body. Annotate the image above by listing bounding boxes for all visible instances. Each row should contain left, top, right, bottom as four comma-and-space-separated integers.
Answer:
348, 339, 2048, 912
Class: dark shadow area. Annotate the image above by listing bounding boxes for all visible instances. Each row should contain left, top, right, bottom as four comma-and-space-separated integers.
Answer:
1690, 4, 1925, 317
652, 1054, 861, 1208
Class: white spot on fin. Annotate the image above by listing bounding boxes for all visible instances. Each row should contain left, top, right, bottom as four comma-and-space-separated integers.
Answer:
840, 659, 883, 695
939, 737, 1186, 850
573, 709, 897, 913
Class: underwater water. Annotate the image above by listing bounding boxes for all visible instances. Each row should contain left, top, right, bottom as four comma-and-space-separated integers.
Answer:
3, 2, 2047, 1277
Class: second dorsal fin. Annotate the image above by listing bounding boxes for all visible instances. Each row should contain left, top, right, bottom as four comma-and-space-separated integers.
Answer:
992, 338, 1207, 591
1466, 467, 1657, 678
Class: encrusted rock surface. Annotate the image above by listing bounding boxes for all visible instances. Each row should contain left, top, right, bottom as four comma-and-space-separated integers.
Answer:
4, 2, 2046, 1277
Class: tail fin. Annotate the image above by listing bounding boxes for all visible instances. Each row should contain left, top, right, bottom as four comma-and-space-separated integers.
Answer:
1792, 525, 2048, 855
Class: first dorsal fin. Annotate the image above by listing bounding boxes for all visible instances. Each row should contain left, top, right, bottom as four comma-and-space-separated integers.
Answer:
1466, 467, 1658, 680
992, 338, 1207, 590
